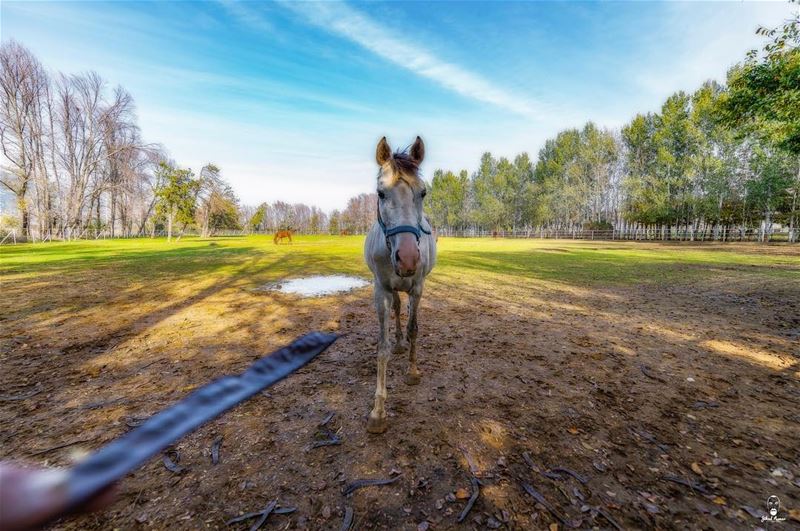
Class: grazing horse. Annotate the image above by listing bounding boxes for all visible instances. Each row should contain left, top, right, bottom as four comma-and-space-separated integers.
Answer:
274, 229, 292, 245
364, 136, 437, 434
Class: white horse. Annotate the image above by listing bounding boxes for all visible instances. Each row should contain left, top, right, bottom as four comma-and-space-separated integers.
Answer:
363, 136, 437, 434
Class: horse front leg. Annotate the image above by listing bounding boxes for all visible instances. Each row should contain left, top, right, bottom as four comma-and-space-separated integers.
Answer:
367, 286, 393, 434
392, 292, 408, 355
404, 283, 423, 385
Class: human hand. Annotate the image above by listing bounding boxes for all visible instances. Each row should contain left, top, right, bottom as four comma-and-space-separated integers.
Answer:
0, 462, 115, 531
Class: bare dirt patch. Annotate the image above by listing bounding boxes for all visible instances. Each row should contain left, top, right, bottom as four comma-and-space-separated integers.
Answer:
1, 242, 799, 530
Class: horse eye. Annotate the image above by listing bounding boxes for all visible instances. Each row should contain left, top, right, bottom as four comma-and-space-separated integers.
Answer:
420, 189, 427, 198
377, 190, 385, 200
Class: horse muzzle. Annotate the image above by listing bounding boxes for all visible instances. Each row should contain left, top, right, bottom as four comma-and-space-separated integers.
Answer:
392, 233, 420, 277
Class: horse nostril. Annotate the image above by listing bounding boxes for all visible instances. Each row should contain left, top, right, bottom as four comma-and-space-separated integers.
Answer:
394, 250, 401, 263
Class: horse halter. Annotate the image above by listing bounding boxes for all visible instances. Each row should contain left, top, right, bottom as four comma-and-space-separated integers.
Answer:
376, 200, 432, 245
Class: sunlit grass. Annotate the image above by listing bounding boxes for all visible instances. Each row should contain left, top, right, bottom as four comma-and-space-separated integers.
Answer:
1, 235, 797, 286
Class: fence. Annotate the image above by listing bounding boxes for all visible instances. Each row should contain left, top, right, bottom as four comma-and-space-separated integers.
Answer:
0, 229, 17, 245
2, 226, 797, 244
434, 227, 799, 243
0, 228, 246, 243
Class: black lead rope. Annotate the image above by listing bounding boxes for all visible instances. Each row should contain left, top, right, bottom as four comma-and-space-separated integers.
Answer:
65, 332, 340, 511
376, 201, 432, 242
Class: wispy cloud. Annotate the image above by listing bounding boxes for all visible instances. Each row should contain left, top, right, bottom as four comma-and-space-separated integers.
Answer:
218, 0, 275, 34
631, 2, 795, 104
276, 1, 543, 120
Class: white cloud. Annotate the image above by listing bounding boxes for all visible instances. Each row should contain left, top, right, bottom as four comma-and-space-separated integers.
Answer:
277, 1, 545, 120
218, 0, 275, 34
632, 2, 795, 104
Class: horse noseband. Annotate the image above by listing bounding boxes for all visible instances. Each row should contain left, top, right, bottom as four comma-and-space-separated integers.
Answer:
377, 205, 431, 248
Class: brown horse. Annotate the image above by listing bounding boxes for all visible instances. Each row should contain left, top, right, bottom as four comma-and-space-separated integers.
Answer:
274, 229, 292, 244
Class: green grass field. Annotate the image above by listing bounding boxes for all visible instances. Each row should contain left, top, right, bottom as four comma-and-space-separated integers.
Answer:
1, 235, 798, 287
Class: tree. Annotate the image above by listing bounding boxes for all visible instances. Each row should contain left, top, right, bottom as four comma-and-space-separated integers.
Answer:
154, 162, 199, 241
309, 206, 326, 233
328, 209, 341, 234
719, 5, 800, 240
721, 51, 800, 154
271, 201, 295, 230
578, 124, 618, 224
512, 154, 537, 228
195, 163, 241, 236
744, 143, 796, 241
0, 40, 48, 235
341, 193, 376, 233
654, 92, 702, 232
207, 188, 240, 233
533, 124, 619, 230
135, 147, 168, 237
751, 0, 799, 62
471, 152, 509, 230
621, 114, 669, 228
691, 82, 741, 235
428, 169, 469, 231
97, 86, 143, 237
249, 203, 267, 231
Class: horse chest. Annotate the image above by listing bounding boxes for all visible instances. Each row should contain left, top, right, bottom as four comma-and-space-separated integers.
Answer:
388, 276, 414, 292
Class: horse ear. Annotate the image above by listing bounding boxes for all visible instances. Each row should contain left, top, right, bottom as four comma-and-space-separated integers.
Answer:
376, 137, 391, 166
410, 136, 425, 164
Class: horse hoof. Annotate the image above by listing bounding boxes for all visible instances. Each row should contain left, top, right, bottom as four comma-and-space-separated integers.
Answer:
366, 415, 388, 434
404, 372, 421, 385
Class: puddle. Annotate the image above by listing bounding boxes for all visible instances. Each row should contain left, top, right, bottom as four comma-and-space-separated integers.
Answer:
258, 275, 370, 297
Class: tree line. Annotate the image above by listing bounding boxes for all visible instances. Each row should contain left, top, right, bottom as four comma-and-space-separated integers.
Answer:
240, 193, 380, 235
427, 13, 799, 242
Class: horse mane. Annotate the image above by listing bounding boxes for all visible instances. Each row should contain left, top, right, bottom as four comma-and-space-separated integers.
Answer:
382, 149, 422, 187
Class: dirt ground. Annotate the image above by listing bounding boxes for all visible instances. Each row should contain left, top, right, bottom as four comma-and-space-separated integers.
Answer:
1, 240, 799, 530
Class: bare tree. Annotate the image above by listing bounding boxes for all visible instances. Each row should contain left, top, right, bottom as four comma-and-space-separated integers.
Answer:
0, 40, 49, 236
195, 163, 223, 238
99, 86, 142, 236
52, 73, 141, 238
341, 192, 377, 233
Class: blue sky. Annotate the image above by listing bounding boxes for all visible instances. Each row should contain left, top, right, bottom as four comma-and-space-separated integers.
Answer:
2, 1, 796, 211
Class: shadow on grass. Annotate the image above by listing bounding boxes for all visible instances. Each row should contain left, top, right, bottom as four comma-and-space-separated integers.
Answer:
2, 246, 370, 338
1, 244, 260, 277
438, 248, 800, 284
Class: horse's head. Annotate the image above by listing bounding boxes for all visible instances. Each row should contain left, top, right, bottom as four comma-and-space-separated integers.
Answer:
375, 136, 427, 277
